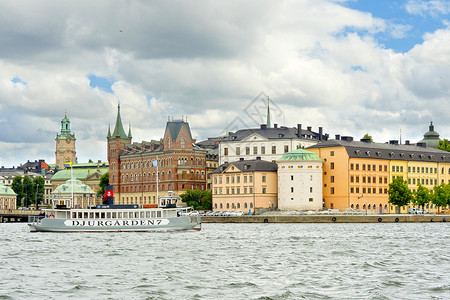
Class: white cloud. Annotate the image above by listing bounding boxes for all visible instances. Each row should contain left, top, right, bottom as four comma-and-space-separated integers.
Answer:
406, 0, 450, 17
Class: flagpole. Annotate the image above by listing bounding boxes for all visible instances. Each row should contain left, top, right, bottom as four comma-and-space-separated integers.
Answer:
71, 162, 73, 207
156, 156, 159, 202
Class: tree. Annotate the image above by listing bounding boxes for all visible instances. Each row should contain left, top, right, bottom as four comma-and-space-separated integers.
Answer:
432, 183, 450, 213
180, 189, 212, 210
97, 172, 109, 197
413, 183, 431, 210
22, 175, 34, 208
33, 176, 45, 207
437, 139, 450, 152
11, 176, 23, 207
388, 176, 413, 213
362, 133, 373, 142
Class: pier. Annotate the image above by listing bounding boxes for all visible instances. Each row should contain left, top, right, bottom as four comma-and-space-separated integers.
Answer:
202, 214, 449, 223
0, 209, 41, 223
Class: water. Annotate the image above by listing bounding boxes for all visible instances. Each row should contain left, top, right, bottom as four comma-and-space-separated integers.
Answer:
1, 223, 449, 300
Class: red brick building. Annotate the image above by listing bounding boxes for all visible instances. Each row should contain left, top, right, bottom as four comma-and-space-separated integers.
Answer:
107, 106, 207, 205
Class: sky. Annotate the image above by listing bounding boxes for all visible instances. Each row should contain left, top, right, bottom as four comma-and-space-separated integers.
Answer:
0, 0, 449, 168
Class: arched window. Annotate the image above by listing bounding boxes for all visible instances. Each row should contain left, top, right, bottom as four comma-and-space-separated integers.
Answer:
351, 204, 354, 208
181, 138, 186, 148
167, 138, 171, 148
237, 203, 240, 208
244, 203, 248, 208
226, 203, 230, 209
356, 204, 359, 209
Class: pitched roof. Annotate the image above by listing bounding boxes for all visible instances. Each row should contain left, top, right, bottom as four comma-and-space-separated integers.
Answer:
0, 183, 17, 196
278, 149, 322, 162
307, 139, 450, 163
220, 125, 327, 142
111, 104, 128, 139
212, 159, 277, 174
167, 121, 192, 141
52, 179, 95, 195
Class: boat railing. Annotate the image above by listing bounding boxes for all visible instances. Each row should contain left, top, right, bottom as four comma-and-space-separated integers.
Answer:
28, 215, 44, 224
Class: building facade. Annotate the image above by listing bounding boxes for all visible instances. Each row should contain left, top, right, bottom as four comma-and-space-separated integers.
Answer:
277, 149, 323, 211
308, 137, 450, 213
0, 182, 17, 210
211, 158, 277, 214
218, 124, 328, 165
52, 179, 96, 209
107, 106, 207, 205
55, 113, 77, 169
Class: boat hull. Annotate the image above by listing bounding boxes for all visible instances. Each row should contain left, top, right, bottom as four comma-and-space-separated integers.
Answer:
29, 216, 201, 232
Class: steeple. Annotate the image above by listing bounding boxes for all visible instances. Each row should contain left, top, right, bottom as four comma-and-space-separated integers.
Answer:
111, 104, 128, 139
266, 96, 271, 128
128, 124, 132, 138
107, 124, 111, 138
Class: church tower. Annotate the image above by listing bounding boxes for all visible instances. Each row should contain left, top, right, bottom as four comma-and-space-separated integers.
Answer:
107, 105, 132, 191
55, 113, 77, 169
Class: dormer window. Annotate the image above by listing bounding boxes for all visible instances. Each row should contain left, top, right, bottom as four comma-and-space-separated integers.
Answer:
400, 153, 405, 158
419, 154, 424, 159
355, 150, 360, 155
429, 155, 433, 160
365, 151, 370, 156
376, 152, 381, 157
410, 154, 415, 158
181, 138, 186, 148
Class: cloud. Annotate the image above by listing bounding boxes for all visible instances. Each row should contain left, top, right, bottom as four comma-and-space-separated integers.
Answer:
405, 0, 450, 17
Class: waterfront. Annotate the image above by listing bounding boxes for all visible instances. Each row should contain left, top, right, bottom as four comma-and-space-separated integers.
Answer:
1, 223, 449, 299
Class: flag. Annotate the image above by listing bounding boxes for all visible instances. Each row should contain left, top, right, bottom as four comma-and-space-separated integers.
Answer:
152, 159, 158, 167
105, 190, 114, 197
64, 161, 72, 168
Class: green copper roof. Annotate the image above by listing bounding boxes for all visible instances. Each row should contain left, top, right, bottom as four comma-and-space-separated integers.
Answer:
0, 183, 17, 196
111, 104, 128, 139
51, 166, 108, 181
167, 121, 192, 141
418, 121, 441, 148
128, 125, 132, 138
52, 179, 95, 195
107, 125, 111, 138
278, 149, 322, 162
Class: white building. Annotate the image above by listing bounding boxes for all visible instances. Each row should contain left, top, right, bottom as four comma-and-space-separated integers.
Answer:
277, 149, 323, 211
52, 179, 96, 209
219, 124, 328, 165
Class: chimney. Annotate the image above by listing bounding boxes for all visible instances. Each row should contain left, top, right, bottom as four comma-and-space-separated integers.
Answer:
360, 138, 371, 143
274, 124, 278, 128
335, 134, 340, 140
319, 127, 323, 141
307, 126, 312, 131
261, 124, 267, 129
389, 140, 399, 145
297, 124, 302, 137
416, 142, 427, 148
239, 157, 244, 161
341, 136, 353, 142
256, 156, 261, 160
405, 140, 410, 145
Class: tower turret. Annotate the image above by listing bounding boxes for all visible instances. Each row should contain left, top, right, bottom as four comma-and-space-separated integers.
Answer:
55, 113, 77, 169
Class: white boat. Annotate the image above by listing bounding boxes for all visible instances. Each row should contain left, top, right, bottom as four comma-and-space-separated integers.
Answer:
28, 196, 201, 232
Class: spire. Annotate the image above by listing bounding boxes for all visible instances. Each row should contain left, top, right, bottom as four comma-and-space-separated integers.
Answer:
429, 121, 434, 132
266, 96, 271, 128
128, 124, 132, 138
107, 124, 111, 138
111, 104, 128, 139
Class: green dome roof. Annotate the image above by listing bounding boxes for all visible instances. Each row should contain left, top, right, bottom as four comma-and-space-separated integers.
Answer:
52, 179, 95, 195
0, 183, 17, 196
418, 122, 441, 148
278, 149, 322, 162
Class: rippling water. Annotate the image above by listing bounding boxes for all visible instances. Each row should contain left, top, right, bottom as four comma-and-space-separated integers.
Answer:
1, 223, 449, 299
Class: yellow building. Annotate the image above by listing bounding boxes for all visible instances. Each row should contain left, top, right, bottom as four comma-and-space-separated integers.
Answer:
211, 158, 277, 214
308, 137, 450, 213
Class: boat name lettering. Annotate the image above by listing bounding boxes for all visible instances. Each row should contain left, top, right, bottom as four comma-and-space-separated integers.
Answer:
64, 219, 168, 227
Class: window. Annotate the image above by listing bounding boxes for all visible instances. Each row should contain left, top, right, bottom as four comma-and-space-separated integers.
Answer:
181, 138, 186, 148
224, 148, 228, 156
291, 187, 294, 193
253, 146, 258, 155
350, 176, 354, 183
356, 176, 359, 183
356, 164, 359, 170
262, 175, 266, 183
330, 162, 335, 169
226, 177, 229, 184
246, 147, 250, 155
350, 187, 354, 193
330, 151, 334, 156
384, 165, 387, 172
363, 164, 366, 171
244, 176, 247, 183
249, 176, 253, 183
262, 188, 266, 194
330, 187, 335, 194
291, 175, 294, 181
261, 146, 265, 154
272, 146, 276, 154
330, 176, 334, 183
236, 147, 240, 155
392, 166, 395, 172
368, 164, 371, 171
284, 145, 289, 153
400, 166, 403, 172
236, 176, 240, 183
350, 163, 354, 170
379, 165, 382, 172
309, 198, 313, 202
310, 187, 313, 193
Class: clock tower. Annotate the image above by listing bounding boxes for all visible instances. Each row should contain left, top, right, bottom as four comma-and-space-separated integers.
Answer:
55, 113, 77, 169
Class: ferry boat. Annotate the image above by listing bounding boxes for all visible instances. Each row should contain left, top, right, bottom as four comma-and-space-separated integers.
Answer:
28, 195, 201, 232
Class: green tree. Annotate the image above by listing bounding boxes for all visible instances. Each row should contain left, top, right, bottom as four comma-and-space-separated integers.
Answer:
388, 176, 413, 213
180, 189, 212, 210
33, 176, 45, 207
11, 176, 23, 207
362, 133, 373, 142
97, 172, 109, 197
432, 183, 450, 213
437, 139, 450, 152
22, 175, 34, 208
413, 183, 431, 210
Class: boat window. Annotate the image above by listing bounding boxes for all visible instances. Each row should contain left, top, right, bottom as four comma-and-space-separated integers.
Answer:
84, 212, 88, 219
146, 211, 150, 218
106, 212, 111, 219
72, 212, 77, 219
95, 212, 100, 219
151, 211, 156, 218
101, 212, 105, 219
157, 211, 161, 218
118, 212, 122, 219
134, 212, 139, 218
78, 212, 83, 219
123, 212, 128, 219
140, 212, 144, 219
112, 212, 117, 218
89, 212, 94, 219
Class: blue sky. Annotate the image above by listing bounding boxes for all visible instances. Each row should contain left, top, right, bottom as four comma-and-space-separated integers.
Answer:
344, 0, 450, 52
